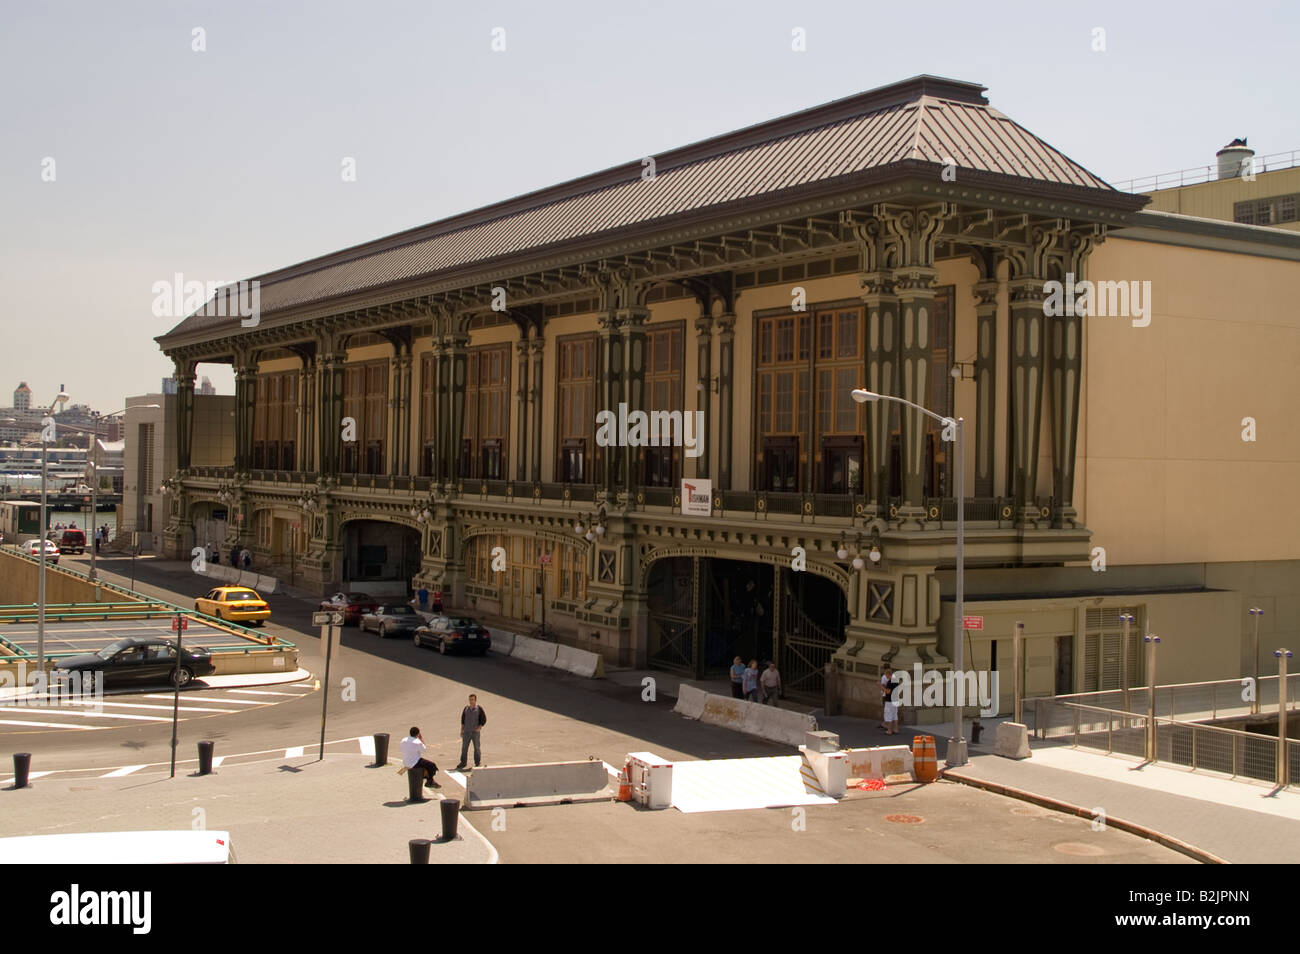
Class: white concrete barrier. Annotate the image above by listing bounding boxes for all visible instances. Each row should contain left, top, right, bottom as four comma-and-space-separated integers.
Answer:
554, 644, 604, 678
741, 702, 818, 747
510, 634, 558, 668
700, 694, 751, 734
255, 574, 277, 594
464, 760, 614, 809
843, 745, 914, 781
799, 747, 847, 797
489, 630, 517, 655
673, 684, 708, 720
995, 722, 1031, 759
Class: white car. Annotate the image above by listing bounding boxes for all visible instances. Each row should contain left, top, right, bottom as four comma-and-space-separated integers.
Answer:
21, 539, 60, 563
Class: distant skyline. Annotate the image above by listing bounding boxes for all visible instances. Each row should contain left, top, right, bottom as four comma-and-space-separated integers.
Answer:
3, 0, 1297, 410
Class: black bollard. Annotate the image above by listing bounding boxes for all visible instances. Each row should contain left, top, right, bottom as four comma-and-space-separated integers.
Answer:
373, 733, 389, 767
13, 753, 31, 789
197, 740, 215, 775
408, 838, 431, 864
440, 797, 460, 841
971, 721, 984, 744
406, 767, 426, 802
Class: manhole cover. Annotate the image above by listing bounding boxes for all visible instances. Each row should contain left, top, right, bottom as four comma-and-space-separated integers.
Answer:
1054, 842, 1105, 856
1011, 805, 1051, 816
885, 813, 924, 825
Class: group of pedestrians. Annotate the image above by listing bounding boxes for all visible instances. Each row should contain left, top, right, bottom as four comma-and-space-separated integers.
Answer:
729, 656, 782, 705
207, 543, 252, 569
399, 694, 488, 789
93, 525, 109, 552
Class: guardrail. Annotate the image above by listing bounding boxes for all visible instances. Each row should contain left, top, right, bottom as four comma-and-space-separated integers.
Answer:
1112, 149, 1300, 193
1034, 674, 1298, 722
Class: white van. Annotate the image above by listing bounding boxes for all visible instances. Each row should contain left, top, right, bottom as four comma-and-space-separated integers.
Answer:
0, 830, 236, 864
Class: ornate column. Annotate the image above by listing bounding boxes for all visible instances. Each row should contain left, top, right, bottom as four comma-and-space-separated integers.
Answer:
972, 277, 1000, 499
529, 333, 544, 482
1007, 226, 1057, 526
694, 313, 713, 480
297, 357, 314, 473
715, 313, 735, 490
861, 268, 898, 506
316, 344, 345, 477
429, 335, 447, 483
445, 328, 469, 483
595, 312, 622, 492
514, 331, 530, 483
233, 354, 256, 472
173, 358, 196, 471
1050, 227, 1103, 527
621, 306, 649, 497
879, 205, 951, 521
399, 348, 413, 476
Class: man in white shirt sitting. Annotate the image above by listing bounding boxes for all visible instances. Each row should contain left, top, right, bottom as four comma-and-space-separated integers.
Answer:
400, 726, 440, 789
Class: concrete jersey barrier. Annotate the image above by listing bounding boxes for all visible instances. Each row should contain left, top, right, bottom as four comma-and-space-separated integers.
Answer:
488, 630, 517, 656
464, 760, 614, 809
554, 643, 604, 678
510, 634, 558, 668
677, 688, 818, 746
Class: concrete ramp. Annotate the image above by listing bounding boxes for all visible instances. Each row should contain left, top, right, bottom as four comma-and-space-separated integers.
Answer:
463, 760, 616, 810
669, 756, 838, 814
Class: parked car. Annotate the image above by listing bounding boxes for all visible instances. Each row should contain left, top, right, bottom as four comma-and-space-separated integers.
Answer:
55, 637, 216, 688
194, 586, 271, 625
360, 605, 421, 638
413, 615, 491, 655
22, 539, 60, 564
47, 528, 86, 554
319, 592, 379, 626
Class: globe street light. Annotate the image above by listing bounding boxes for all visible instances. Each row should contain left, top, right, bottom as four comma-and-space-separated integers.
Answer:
852, 387, 968, 767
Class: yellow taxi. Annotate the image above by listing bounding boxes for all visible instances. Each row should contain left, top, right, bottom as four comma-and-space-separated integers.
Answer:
195, 587, 272, 626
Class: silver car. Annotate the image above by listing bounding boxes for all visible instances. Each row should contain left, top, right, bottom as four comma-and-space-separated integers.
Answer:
359, 604, 421, 638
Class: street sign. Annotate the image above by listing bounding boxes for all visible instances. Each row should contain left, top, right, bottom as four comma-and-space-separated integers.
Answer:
963, 616, 984, 630
540, 553, 552, 564
171, 616, 188, 632
312, 612, 331, 627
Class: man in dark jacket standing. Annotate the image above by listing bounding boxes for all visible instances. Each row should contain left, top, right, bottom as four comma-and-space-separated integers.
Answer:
455, 693, 486, 771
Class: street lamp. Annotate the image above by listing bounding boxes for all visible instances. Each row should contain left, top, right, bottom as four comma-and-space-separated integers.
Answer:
88, 404, 159, 582
36, 389, 70, 675
852, 387, 967, 767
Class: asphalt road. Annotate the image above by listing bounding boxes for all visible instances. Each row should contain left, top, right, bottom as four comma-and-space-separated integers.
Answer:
3, 552, 1193, 863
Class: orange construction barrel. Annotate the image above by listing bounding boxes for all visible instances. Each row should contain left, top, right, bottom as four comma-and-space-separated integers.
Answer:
912, 735, 938, 783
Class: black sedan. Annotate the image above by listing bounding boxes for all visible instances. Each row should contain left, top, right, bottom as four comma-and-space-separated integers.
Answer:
359, 605, 421, 638
55, 638, 216, 689
413, 616, 491, 655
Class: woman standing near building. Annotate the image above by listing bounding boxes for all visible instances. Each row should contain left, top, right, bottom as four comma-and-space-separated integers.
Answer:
880, 665, 900, 735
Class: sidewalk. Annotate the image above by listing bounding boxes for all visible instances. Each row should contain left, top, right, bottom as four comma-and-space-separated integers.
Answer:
1, 753, 497, 864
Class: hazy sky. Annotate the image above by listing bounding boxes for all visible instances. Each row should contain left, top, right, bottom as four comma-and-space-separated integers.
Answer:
2, 0, 1296, 412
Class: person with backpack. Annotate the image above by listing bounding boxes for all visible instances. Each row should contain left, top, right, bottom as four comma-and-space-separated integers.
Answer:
455, 693, 487, 771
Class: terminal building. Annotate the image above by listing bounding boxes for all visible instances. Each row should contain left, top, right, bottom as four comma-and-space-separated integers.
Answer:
154, 76, 1300, 719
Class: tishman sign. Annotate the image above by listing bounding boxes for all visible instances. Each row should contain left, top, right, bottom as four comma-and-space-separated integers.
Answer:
681, 479, 711, 516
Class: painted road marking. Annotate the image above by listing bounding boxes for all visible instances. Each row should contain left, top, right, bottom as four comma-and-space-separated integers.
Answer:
0, 719, 95, 730
227, 689, 302, 697
211, 756, 225, 769
285, 746, 305, 757
141, 694, 265, 705
101, 765, 146, 778
0, 707, 173, 722
359, 737, 375, 757
44, 699, 250, 714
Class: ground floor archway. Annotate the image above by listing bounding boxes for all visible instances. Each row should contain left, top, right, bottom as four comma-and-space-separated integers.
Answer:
341, 519, 421, 597
646, 556, 847, 700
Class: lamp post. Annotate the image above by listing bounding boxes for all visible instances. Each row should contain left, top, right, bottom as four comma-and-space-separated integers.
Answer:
1119, 612, 1135, 714
87, 405, 159, 582
852, 388, 967, 766
1249, 607, 1264, 715
37, 389, 71, 676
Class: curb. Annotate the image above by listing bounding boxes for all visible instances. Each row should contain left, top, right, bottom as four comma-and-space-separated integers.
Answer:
941, 768, 1229, 865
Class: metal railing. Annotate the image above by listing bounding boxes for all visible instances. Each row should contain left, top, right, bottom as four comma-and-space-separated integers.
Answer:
1112, 149, 1300, 193
1029, 699, 1148, 758
1038, 674, 1298, 722
1154, 720, 1279, 785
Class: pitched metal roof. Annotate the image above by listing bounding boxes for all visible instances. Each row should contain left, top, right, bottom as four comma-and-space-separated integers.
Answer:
159, 75, 1125, 344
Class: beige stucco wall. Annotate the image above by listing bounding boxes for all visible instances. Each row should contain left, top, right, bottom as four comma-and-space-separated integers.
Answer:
1079, 237, 1300, 567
